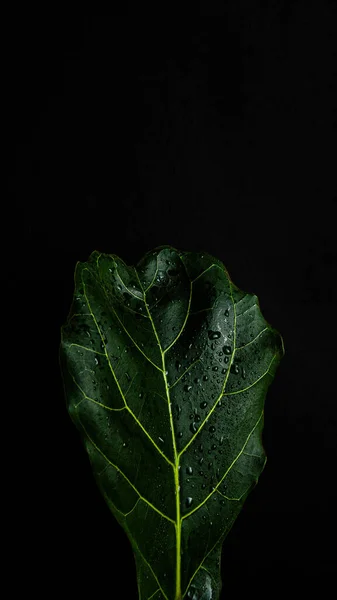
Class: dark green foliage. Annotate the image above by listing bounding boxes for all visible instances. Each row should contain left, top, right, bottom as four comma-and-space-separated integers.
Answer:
60, 246, 284, 600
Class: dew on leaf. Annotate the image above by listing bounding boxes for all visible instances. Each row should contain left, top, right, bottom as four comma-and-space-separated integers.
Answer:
200, 401, 208, 409
186, 497, 193, 508
223, 345, 231, 354
212, 366, 218, 372
186, 466, 193, 475
209, 426, 216, 433
225, 308, 230, 317
184, 385, 192, 392
203, 375, 208, 381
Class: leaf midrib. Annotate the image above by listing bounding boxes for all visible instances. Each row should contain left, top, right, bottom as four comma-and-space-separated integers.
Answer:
135, 266, 185, 600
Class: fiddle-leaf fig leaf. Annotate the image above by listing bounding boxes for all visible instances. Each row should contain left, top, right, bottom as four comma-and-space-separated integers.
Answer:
60, 246, 284, 600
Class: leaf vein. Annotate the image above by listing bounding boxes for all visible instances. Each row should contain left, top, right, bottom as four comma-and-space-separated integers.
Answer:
182, 410, 264, 520
78, 417, 176, 526
82, 270, 174, 468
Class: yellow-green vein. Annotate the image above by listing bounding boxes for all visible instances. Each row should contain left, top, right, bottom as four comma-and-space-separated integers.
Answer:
81, 269, 174, 469
79, 416, 176, 527
135, 267, 182, 600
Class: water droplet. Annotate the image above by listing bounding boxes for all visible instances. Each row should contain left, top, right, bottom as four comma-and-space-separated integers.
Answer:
139, 392, 143, 398
220, 435, 224, 445
212, 444, 217, 450
203, 375, 208, 381
212, 366, 218, 372
199, 444, 204, 452
122, 442, 127, 448
184, 385, 192, 392
178, 432, 183, 438
242, 367, 246, 379
186, 466, 193, 475
225, 308, 230, 317
223, 345, 231, 354
208, 330, 221, 340
199, 457, 204, 465
186, 497, 193, 508
195, 414, 201, 422
190, 422, 198, 433
221, 368, 227, 374
200, 401, 208, 409
209, 425, 216, 433
94, 357, 99, 365
231, 363, 240, 374
208, 461, 213, 469
202, 483, 206, 489
106, 384, 110, 390
176, 360, 181, 370
158, 436, 164, 443
125, 372, 131, 382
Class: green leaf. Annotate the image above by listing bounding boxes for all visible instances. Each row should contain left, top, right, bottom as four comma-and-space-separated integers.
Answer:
60, 246, 284, 600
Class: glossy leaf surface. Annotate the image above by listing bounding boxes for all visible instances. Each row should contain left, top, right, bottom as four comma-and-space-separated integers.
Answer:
60, 246, 284, 600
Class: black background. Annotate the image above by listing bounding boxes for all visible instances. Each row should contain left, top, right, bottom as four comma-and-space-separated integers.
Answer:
8, 5, 337, 598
